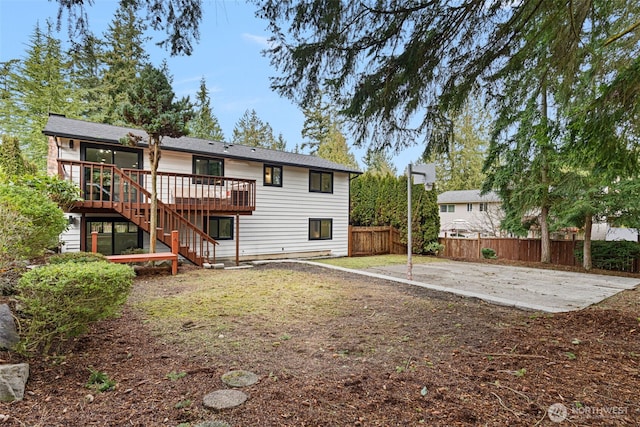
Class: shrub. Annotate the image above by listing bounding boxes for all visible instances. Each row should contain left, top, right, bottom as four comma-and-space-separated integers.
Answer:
575, 240, 640, 271
425, 242, 444, 256
16, 261, 135, 355
48, 251, 107, 264
0, 182, 67, 264
20, 174, 81, 211
481, 248, 497, 259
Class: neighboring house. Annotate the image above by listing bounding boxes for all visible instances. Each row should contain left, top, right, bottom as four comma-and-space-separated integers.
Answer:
44, 114, 361, 265
437, 190, 504, 237
591, 224, 639, 242
438, 189, 639, 241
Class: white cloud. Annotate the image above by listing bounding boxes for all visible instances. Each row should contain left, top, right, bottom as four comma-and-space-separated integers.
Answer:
242, 33, 270, 48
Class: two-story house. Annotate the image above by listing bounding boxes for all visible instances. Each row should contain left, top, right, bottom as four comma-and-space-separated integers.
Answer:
437, 189, 503, 237
44, 114, 361, 265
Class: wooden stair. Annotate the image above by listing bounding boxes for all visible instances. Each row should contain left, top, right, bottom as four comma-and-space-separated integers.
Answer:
111, 167, 219, 266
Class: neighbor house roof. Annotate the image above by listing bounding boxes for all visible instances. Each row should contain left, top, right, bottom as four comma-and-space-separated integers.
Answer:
437, 189, 501, 204
43, 114, 362, 174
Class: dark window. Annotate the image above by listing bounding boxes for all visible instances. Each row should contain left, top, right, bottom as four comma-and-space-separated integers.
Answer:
81, 143, 143, 202
264, 165, 283, 187
440, 204, 455, 213
467, 203, 473, 212
479, 202, 488, 212
82, 144, 142, 169
309, 218, 333, 240
206, 217, 234, 240
193, 156, 224, 184
85, 219, 141, 255
309, 170, 333, 193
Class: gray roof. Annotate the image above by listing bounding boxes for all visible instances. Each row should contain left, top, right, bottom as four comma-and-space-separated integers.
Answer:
43, 114, 362, 174
437, 189, 501, 204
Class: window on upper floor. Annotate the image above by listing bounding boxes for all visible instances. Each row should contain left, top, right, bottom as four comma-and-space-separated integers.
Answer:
264, 164, 283, 187
467, 203, 473, 212
309, 170, 333, 193
479, 202, 488, 212
309, 218, 333, 240
193, 156, 224, 184
440, 204, 455, 213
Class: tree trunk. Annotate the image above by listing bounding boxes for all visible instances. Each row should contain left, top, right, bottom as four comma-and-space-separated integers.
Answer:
540, 206, 551, 263
149, 141, 160, 253
583, 214, 593, 270
539, 84, 551, 264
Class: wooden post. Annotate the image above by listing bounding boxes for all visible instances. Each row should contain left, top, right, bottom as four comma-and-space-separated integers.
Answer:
477, 232, 481, 259
91, 231, 98, 253
170, 230, 179, 275
348, 225, 352, 257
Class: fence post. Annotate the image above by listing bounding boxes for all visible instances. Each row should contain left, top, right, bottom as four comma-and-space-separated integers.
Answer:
477, 233, 481, 259
91, 231, 98, 253
348, 225, 352, 257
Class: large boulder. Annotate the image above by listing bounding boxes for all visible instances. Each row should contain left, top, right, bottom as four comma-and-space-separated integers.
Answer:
0, 363, 29, 402
0, 304, 19, 350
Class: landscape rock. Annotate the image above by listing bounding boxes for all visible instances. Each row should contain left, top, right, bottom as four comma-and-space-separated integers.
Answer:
0, 363, 29, 402
203, 389, 248, 410
0, 304, 19, 350
221, 370, 259, 388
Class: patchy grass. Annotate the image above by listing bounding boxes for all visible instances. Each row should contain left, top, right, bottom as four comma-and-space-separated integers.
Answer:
314, 254, 444, 269
132, 268, 363, 356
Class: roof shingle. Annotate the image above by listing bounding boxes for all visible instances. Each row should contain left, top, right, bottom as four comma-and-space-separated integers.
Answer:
43, 114, 362, 174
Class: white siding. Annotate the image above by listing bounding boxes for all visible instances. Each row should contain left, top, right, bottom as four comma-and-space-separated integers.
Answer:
60, 214, 81, 253
156, 152, 350, 259
53, 138, 351, 259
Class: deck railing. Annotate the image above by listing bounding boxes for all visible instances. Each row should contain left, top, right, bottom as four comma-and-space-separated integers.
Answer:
57, 159, 256, 212
57, 159, 260, 265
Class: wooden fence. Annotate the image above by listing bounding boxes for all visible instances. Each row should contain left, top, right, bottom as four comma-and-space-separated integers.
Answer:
438, 235, 640, 273
348, 226, 406, 257
438, 236, 580, 266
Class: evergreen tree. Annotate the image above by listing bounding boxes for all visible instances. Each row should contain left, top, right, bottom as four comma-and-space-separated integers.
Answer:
426, 98, 488, 192
316, 124, 358, 168
100, 2, 150, 125
53, 0, 202, 56
121, 64, 194, 252
362, 148, 397, 176
301, 95, 332, 154
257, 0, 640, 164
15, 22, 77, 170
232, 109, 277, 148
189, 77, 224, 141
0, 135, 36, 176
67, 33, 103, 120
272, 133, 287, 151
350, 173, 439, 253
0, 60, 21, 137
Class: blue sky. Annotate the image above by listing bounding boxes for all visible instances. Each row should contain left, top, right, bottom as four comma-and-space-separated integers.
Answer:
0, 0, 423, 172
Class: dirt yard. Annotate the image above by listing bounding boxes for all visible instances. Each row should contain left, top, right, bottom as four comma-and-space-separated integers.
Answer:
2, 261, 639, 426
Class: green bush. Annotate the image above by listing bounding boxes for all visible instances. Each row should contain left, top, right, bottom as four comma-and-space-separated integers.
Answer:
48, 251, 107, 264
0, 182, 67, 264
16, 261, 135, 355
481, 248, 497, 259
575, 240, 640, 271
350, 173, 440, 253
20, 174, 81, 211
425, 242, 444, 256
